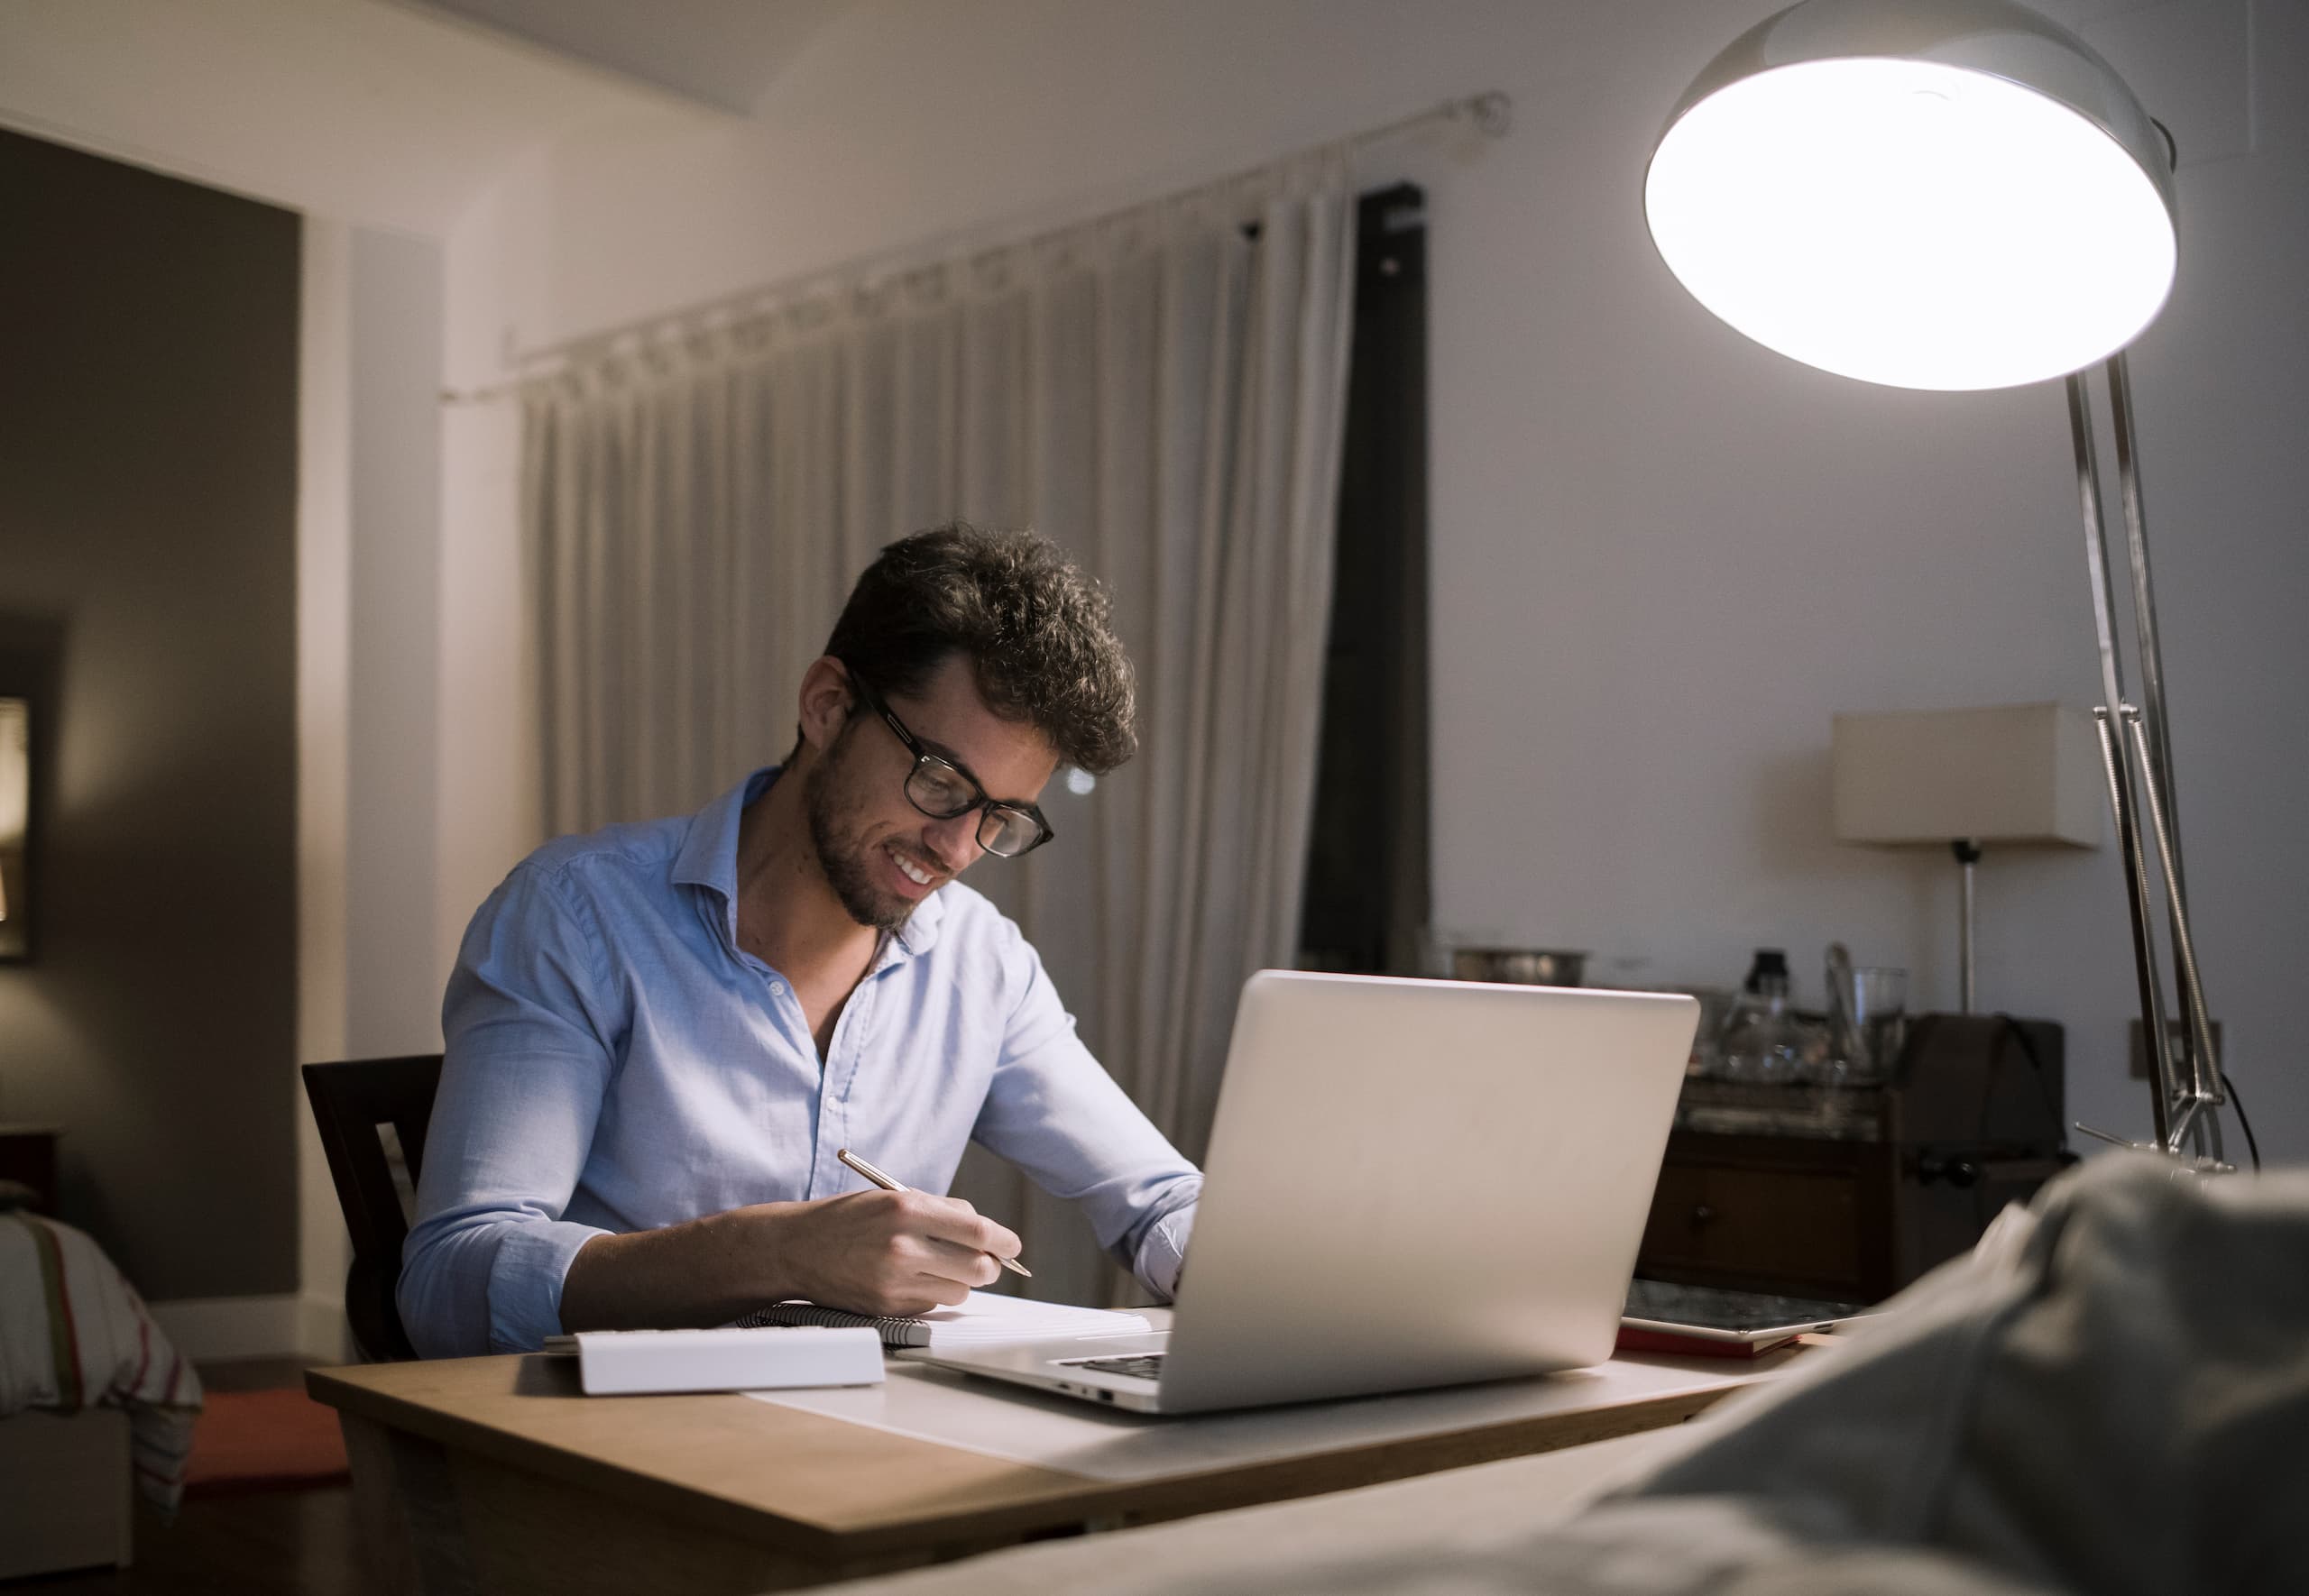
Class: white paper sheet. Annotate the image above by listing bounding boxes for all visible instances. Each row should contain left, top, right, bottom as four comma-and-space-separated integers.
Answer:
745, 1289, 1152, 1349
745, 1354, 1770, 1482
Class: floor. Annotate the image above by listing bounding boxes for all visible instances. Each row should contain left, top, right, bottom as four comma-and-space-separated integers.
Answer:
7, 1359, 357, 1596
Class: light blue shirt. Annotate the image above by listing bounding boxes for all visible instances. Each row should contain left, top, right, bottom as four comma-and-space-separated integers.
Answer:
400, 768, 1201, 1358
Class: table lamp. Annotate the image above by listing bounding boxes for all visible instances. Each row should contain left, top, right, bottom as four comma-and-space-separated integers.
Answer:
1644, 0, 2232, 1167
1832, 703, 2102, 1014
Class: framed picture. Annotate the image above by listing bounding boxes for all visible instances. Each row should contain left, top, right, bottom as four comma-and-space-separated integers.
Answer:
0, 694, 25, 957
0, 619, 61, 964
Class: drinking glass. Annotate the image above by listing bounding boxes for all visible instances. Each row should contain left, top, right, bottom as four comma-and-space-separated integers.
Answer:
1835, 965, 1908, 1083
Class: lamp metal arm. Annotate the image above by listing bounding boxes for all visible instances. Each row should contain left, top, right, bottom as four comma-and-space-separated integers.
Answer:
2066, 359, 2225, 1163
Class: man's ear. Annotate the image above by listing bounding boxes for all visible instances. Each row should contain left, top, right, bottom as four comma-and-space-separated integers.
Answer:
796, 656, 855, 755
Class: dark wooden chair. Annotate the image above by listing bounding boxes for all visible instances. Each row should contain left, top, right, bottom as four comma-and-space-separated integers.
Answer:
300, 1054, 443, 1362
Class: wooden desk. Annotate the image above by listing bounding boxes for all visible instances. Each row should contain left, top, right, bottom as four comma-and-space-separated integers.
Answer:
308, 1344, 1770, 1596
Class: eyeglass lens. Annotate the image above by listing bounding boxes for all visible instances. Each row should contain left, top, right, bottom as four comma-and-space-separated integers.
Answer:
903, 760, 1042, 856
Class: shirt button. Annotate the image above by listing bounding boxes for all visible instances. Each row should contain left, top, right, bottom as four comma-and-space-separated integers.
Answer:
768, 980, 785, 995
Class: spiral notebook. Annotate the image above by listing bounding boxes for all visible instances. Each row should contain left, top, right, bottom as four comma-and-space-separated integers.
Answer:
736, 1289, 1152, 1351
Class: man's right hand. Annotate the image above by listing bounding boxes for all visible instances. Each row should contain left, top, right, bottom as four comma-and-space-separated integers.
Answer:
559, 1188, 1025, 1334
746, 1188, 1023, 1316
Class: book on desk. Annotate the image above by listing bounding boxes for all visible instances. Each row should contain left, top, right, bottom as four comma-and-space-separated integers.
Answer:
543, 1325, 886, 1394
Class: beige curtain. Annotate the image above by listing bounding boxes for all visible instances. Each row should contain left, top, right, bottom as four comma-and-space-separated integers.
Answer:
524, 152, 1358, 1302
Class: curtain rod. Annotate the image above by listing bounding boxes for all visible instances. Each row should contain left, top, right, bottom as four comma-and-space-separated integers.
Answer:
441, 90, 1509, 405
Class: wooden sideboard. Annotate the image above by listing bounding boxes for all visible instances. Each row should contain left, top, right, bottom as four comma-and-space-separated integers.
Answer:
1636, 1015, 2072, 1304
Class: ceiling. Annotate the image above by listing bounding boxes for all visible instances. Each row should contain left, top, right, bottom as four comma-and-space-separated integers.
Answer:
0, 0, 2221, 243
0, 0, 851, 236
391, 0, 851, 116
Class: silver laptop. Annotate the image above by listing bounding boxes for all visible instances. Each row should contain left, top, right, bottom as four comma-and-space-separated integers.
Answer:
923, 969, 1697, 1414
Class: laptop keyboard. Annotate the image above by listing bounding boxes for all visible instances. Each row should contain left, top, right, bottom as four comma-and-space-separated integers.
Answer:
1067, 1353, 1165, 1380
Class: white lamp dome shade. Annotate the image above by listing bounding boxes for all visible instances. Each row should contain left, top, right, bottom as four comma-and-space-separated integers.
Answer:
1644, 0, 2177, 390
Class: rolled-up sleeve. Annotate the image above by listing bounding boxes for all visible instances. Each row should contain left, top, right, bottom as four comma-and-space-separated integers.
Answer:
399, 864, 624, 1357
970, 926, 1200, 1301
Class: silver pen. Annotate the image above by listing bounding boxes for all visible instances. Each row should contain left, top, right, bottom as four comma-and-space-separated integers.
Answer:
836, 1146, 1033, 1278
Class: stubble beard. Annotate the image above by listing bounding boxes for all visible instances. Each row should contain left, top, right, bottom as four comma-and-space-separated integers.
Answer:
804, 734, 916, 933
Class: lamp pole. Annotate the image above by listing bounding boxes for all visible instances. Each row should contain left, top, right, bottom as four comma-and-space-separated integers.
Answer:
2066, 354, 2227, 1166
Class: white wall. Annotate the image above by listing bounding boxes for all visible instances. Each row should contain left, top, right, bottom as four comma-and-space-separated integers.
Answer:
348, 227, 449, 1058
438, 145, 549, 976
438, 0, 2308, 1163
294, 217, 452, 1359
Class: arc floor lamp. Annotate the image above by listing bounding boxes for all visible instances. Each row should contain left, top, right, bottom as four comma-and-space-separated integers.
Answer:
1644, 0, 2235, 1168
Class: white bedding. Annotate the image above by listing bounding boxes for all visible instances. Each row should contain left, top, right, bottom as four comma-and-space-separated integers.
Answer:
0, 1210, 202, 1513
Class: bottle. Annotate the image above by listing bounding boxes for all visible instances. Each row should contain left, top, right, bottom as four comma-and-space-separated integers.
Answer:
1718, 949, 1805, 1085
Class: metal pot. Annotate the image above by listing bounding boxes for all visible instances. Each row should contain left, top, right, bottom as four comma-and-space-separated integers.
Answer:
1451, 947, 1589, 987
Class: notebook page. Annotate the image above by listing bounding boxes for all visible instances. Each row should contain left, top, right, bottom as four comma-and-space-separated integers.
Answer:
911, 1291, 1153, 1349
738, 1290, 1151, 1349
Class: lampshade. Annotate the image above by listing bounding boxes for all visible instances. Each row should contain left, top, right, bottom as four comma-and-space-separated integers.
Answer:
1644, 0, 2176, 390
1832, 702, 2103, 847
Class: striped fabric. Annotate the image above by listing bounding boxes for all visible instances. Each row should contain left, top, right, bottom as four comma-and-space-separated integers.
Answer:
0, 1211, 203, 1514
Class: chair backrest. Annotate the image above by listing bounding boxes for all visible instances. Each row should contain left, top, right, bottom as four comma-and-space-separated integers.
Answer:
300, 1055, 443, 1362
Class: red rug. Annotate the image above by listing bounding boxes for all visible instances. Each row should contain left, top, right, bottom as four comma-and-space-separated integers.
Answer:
181, 1387, 352, 1498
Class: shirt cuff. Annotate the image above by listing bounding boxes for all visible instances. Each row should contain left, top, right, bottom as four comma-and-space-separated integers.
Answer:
487, 1217, 612, 1353
1133, 1204, 1197, 1302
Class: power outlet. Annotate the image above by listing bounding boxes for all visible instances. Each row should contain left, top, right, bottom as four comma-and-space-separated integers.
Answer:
2128, 1017, 2222, 1080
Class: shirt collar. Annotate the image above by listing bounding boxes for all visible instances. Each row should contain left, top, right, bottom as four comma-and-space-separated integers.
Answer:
674, 766, 946, 960
673, 767, 774, 903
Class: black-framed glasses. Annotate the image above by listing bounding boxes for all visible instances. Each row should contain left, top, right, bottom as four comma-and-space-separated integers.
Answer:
840, 664, 1056, 858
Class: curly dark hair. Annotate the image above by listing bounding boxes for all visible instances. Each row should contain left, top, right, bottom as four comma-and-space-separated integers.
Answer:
820, 523, 1139, 775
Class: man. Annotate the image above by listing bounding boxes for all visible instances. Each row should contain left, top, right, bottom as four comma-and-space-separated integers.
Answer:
400, 524, 1200, 1358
